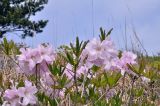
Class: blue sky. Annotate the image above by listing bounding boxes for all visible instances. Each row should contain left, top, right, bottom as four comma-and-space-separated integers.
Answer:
7, 0, 160, 55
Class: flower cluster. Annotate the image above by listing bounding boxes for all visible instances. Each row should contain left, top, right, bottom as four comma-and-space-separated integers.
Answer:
63, 63, 90, 80
18, 44, 56, 76
113, 51, 137, 75
3, 80, 37, 106
81, 37, 118, 70
63, 37, 137, 80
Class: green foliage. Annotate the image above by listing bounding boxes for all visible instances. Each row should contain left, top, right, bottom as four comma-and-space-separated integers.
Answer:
90, 71, 121, 88
37, 93, 57, 106
49, 62, 65, 76
17, 80, 25, 87
91, 65, 101, 72
0, 37, 20, 55
0, 0, 48, 38
108, 92, 122, 106
66, 51, 75, 66
63, 36, 88, 69
99, 27, 113, 41
105, 71, 122, 88
70, 36, 89, 58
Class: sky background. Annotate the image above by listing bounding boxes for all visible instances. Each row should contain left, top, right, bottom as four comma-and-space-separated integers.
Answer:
6, 0, 160, 55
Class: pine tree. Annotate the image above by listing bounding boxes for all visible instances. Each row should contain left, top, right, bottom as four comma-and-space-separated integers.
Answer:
0, 0, 48, 38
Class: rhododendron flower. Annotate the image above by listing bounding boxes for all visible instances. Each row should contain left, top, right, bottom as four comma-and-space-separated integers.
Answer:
76, 65, 91, 78
63, 64, 90, 79
17, 44, 56, 76
40, 80, 54, 97
3, 88, 20, 106
84, 38, 107, 66
18, 48, 40, 70
3, 80, 38, 106
120, 51, 137, 65
112, 51, 137, 75
37, 44, 56, 64
59, 90, 65, 98
81, 37, 118, 70
63, 64, 74, 80
17, 80, 38, 105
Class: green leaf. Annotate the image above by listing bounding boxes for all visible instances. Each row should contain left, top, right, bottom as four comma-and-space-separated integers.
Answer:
106, 28, 113, 37
59, 75, 68, 88
17, 80, 25, 87
75, 36, 80, 56
105, 71, 121, 88
99, 27, 113, 41
81, 40, 89, 52
66, 52, 74, 65
91, 65, 101, 72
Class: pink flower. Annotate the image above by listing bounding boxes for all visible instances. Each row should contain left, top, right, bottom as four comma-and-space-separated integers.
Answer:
63, 64, 74, 80
3, 80, 38, 106
17, 44, 56, 76
63, 64, 90, 80
76, 65, 90, 77
112, 51, 137, 75
17, 80, 38, 105
59, 89, 65, 99
84, 38, 106, 66
120, 51, 137, 65
81, 37, 118, 70
18, 48, 40, 70
37, 44, 56, 64
40, 80, 65, 99
3, 88, 20, 106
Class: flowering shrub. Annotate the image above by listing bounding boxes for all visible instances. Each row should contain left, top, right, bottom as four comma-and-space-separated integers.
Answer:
0, 28, 160, 106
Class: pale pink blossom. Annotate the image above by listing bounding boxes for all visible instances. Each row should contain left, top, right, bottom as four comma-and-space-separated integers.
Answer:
3, 88, 20, 106
81, 37, 118, 70
37, 44, 56, 64
84, 38, 106, 66
63, 64, 90, 80
59, 89, 66, 99
76, 65, 90, 78
63, 64, 74, 80
17, 44, 56, 76
3, 80, 38, 106
18, 48, 40, 70
17, 80, 38, 105
17, 88, 37, 105
112, 51, 137, 75
120, 51, 137, 66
